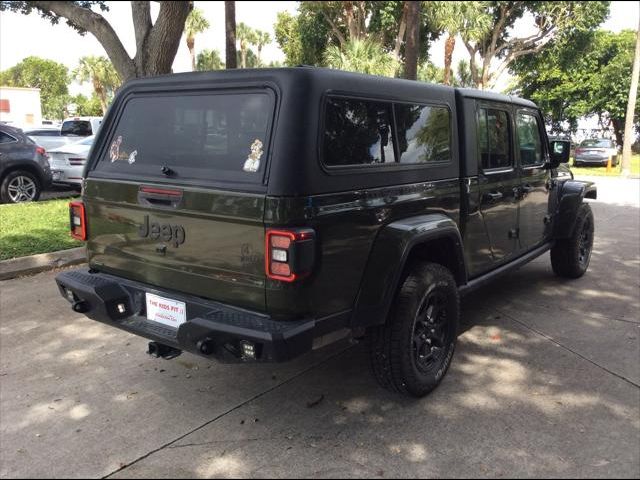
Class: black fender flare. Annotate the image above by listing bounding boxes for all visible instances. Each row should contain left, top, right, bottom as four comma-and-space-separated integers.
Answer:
554, 180, 597, 239
351, 213, 466, 329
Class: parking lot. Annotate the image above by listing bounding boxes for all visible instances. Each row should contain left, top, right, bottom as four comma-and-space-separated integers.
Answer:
1, 176, 638, 479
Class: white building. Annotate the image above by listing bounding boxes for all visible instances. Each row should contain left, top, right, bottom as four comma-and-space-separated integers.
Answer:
0, 86, 42, 128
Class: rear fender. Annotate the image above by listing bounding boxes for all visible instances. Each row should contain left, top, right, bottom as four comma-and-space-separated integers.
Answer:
352, 214, 465, 329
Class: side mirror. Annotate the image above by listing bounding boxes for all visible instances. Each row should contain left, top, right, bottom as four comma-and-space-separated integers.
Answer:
548, 140, 571, 168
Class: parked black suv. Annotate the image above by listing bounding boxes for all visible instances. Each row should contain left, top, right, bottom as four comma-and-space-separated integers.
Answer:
0, 124, 52, 203
56, 68, 596, 397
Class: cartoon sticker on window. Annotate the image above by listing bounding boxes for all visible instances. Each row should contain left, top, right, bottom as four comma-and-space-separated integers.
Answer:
109, 136, 122, 162
128, 150, 137, 164
243, 139, 263, 173
109, 136, 137, 164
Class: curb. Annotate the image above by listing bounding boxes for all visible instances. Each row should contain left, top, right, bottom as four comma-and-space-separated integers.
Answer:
0, 247, 86, 281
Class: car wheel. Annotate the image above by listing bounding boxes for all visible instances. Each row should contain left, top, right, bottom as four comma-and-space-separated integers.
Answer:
574, 160, 582, 167
551, 203, 594, 278
0, 171, 41, 203
368, 262, 459, 397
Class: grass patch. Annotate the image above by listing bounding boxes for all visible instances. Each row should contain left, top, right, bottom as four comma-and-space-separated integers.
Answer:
0, 198, 81, 261
569, 154, 640, 177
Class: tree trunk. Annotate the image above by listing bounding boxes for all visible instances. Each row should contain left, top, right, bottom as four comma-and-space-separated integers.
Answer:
225, 1, 237, 69
257, 46, 262, 67
404, 1, 420, 81
611, 118, 625, 149
93, 78, 108, 115
622, 18, 640, 176
241, 43, 247, 69
187, 36, 196, 71
443, 35, 456, 86
393, 2, 408, 62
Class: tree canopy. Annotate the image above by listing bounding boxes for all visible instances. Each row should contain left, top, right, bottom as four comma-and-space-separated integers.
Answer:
0, 1, 191, 81
0, 56, 69, 119
512, 29, 638, 145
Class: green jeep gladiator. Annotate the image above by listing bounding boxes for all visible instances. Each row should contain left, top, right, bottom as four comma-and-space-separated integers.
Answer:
56, 68, 596, 397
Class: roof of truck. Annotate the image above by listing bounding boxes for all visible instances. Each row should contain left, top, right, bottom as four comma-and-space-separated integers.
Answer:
119, 66, 538, 109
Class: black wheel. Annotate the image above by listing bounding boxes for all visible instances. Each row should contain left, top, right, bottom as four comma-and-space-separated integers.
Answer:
551, 203, 594, 278
574, 160, 582, 167
368, 262, 459, 397
0, 170, 41, 203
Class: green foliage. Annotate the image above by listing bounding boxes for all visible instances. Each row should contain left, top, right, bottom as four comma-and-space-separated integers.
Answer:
324, 38, 398, 77
196, 49, 224, 71
512, 29, 638, 139
184, 7, 210, 41
0, 198, 81, 260
459, 1, 610, 88
73, 56, 120, 114
0, 1, 108, 34
0, 56, 70, 120
418, 60, 475, 87
69, 93, 102, 116
274, 10, 329, 66
74, 56, 120, 93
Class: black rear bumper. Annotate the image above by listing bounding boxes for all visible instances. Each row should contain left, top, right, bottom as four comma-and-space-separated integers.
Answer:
55, 269, 327, 363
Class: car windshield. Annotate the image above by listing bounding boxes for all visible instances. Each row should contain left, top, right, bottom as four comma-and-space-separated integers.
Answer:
581, 139, 613, 148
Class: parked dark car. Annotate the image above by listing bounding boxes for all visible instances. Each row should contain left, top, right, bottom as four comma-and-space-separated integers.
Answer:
0, 124, 52, 203
55, 68, 595, 397
575, 138, 619, 166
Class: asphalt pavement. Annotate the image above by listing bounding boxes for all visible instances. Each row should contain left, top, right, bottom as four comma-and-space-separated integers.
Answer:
1, 176, 638, 478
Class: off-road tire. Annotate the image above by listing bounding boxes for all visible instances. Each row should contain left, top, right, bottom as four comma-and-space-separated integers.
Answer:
368, 262, 459, 397
551, 203, 594, 278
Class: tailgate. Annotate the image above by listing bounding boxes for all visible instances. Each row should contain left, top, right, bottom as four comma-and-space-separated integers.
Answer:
82, 87, 276, 313
84, 179, 266, 311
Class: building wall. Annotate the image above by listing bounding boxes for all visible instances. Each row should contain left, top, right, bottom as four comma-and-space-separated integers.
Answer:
0, 87, 42, 127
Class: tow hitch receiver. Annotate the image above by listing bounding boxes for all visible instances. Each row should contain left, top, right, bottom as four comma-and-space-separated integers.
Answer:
147, 342, 182, 360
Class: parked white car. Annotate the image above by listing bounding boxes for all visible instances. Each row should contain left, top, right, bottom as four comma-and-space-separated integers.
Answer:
24, 126, 74, 152
48, 135, 94, 188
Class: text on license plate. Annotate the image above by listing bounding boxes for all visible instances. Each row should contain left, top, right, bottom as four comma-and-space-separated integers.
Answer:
145, 293, 186, 328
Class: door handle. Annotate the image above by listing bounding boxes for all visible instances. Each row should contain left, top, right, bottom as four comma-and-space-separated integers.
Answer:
483, 191, 503, 202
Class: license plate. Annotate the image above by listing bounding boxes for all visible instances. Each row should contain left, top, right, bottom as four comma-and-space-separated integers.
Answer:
52, 171, 61, 181
145, 293, 186, 328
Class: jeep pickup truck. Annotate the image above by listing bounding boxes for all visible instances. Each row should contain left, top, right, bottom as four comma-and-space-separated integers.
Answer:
56, 68, 596, 397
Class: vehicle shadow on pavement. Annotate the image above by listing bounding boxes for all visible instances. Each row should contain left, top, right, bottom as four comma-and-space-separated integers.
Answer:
1, 200, 638, 479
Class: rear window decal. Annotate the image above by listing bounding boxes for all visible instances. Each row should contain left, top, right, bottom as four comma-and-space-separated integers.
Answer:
243, 139, 263, 173
128, 150, 138, 164
109, 136, 122, 162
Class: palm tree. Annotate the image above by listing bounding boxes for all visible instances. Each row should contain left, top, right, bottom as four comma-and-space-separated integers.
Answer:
196, 49, 223, 71
74, 56, 121, 114
324, 38, 397, 77
433, 1, 491, 86
237, 22, 256, 69
225, 1, 237, 69
184, 8, 210, 72
254, 30, 272, 67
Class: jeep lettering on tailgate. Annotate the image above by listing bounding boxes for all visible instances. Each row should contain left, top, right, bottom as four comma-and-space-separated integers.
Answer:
138, 215, 185, 247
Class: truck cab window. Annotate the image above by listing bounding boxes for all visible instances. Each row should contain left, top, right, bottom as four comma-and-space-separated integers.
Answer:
478, 108, 511, 170
516, 112, 543, 167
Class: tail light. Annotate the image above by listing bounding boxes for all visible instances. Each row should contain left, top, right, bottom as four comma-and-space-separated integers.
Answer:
69, 201, 87, 241
265, 228, 315, 282
35, 146, 47, 157
575, 148, 583, 154
68, 157, 86, 166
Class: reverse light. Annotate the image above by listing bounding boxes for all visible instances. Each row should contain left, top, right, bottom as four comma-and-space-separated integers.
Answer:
69, 201, 87, 241
265, 228, 316, 282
